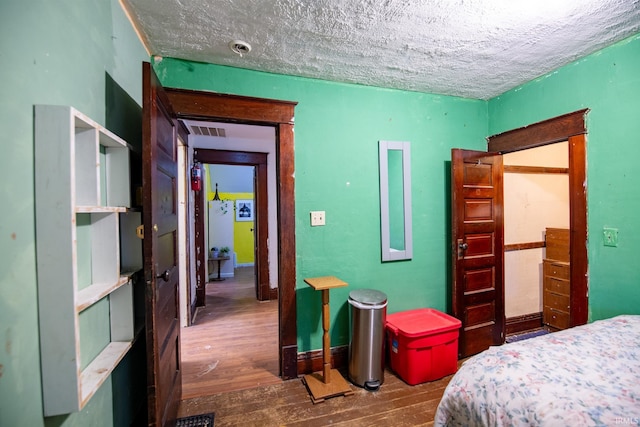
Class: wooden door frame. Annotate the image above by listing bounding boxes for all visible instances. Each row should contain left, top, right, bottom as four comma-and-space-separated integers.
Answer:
487, 109, 589, 327
165, 88, 299, 379
194, 149, 273, 302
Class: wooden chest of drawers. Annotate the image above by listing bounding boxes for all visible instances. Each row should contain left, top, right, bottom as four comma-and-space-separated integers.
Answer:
543, 260, 570, 329
543, 228, 570, 330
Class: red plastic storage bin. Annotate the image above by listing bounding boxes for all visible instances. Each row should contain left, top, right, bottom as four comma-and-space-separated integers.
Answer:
385, 308, 461, 385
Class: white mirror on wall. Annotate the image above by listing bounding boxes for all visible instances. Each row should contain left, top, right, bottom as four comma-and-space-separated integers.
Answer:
379, 140, 412, 261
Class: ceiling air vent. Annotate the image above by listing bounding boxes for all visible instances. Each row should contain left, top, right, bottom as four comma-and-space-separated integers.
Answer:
191, 125, 227, 137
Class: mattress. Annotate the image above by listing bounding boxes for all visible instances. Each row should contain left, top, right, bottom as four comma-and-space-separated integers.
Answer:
435, 315, 640, 426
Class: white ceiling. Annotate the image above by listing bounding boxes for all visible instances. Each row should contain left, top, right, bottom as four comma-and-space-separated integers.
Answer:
123, 0, 640, 100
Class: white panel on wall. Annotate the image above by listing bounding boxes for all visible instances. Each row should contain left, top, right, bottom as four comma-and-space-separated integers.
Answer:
503, 142, 568, 167
505, 249, 544, 317
504, 173, 570, 244
209, 200, 234, 278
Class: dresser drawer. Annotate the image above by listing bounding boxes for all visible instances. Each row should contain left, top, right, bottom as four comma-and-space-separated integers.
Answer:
546, 228, 570, 262
544, 260, 570, 280
544, 307, 570, 329
544, 289, 570, 311
544, 277, 570, 295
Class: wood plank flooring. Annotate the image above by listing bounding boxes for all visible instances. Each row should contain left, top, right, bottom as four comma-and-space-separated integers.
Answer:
178, 366, 452, 426
178, 266, 456, 425
180, 267, 281, 399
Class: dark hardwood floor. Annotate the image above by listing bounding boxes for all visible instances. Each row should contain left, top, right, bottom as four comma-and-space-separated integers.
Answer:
178, 367, 452, 426
178, 267, 455, 425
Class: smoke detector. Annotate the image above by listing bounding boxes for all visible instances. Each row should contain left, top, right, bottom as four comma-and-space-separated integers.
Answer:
229, 40, 252, 56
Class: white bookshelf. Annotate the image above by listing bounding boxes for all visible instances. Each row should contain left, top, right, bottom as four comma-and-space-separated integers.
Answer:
35, 105, 142, 416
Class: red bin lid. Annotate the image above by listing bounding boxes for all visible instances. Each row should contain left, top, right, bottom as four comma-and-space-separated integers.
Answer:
386, 308, 461, 337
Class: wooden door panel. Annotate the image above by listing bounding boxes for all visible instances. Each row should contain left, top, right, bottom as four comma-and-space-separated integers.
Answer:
452, 149, 504, 359
464, 326, 495, 356
465, 233, 495, 257
464, 268, 495, 293
463, 161, 494, 185
143, 62, 181, 427
156, 335, 179, 421
155, 173, 175, 214
464, 200, 493, 220
157, 278, 178, 341
156, 232, 176, 270
465, 302, 495, 325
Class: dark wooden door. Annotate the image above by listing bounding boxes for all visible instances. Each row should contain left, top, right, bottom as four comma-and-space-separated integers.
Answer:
142, 62, 182, 426
451, 149, 504, 358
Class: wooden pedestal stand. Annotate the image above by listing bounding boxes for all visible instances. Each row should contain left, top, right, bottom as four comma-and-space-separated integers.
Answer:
302, 276, 354, 404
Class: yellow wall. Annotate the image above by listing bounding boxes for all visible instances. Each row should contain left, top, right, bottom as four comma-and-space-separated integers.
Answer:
220, 193, 255, 264
204, 165, 255, 264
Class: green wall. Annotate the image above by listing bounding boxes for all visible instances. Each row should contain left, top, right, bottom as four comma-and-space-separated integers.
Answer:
488, 33, 640, 321
153, 58, 489, 350
0, 0, 148, 425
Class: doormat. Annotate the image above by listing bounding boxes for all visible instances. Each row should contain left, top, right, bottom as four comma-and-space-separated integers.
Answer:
176, 413, 214, 427
506, 329, 549, 343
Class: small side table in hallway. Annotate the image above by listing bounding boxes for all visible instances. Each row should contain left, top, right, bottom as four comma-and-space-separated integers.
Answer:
208, 255, 230, 281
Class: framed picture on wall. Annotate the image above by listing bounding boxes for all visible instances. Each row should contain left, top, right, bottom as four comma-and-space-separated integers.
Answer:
235, 199, 254, 222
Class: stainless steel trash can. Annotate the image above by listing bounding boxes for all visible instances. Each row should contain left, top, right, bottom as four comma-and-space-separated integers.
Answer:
348, 289, 388, 390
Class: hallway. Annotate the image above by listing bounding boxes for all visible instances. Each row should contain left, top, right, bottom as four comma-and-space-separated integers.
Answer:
180, 267, 280, 399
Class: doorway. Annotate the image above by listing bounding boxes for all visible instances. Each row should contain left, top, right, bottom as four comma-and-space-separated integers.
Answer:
192, 145, 275, 304
182, 134, 281, 396
452, 109, 589, 358
487, 109, 589, 329
142, 65, 299, 424
164, 88, 299, 381
206, 163, 257, 286
503, 142, 570, 335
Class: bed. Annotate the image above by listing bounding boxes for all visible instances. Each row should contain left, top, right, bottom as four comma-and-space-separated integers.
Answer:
435, 315, 640, 426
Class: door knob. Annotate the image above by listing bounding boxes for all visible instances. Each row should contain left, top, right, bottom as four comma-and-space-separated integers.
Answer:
156, 269, 170, 282
456, 239, 468, 260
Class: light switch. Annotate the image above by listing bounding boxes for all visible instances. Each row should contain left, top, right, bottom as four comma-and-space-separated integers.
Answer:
310, 211, 326, 226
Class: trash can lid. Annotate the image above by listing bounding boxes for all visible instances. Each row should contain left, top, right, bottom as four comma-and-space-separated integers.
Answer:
349, 289, 387, 305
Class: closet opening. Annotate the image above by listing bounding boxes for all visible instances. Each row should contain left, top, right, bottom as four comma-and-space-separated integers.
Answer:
503, 142, 570, 341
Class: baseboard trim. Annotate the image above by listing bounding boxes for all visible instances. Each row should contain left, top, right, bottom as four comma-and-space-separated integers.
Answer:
236, 262, 255, 268
506, 312, 543, 335
281, 345, 298, 380
297, 345, 348, 376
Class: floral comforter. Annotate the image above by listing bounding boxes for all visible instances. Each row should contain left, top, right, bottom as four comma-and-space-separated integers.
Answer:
435, 315, 640, 427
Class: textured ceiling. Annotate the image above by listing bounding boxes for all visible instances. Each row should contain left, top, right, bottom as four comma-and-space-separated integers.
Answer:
123, 0, 640, 99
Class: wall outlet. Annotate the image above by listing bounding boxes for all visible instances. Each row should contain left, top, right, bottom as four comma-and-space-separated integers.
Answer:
310, 211, 325, 226
603, 227, 618, 247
